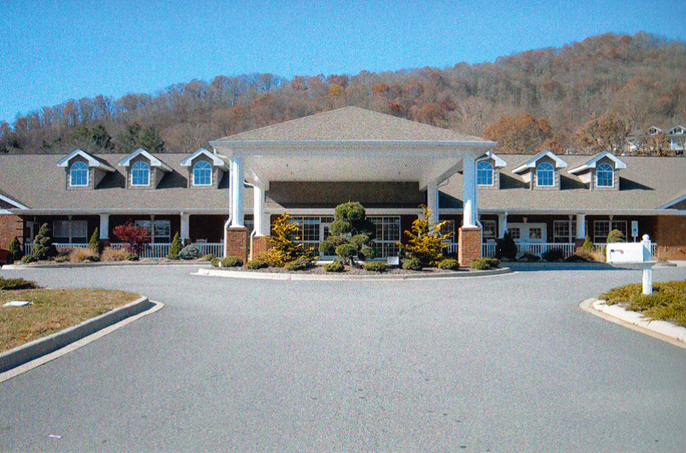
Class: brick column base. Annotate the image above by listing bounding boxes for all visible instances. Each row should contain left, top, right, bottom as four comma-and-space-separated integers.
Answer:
252, 236, 271, 259
0, 215, 23, 251
458, 227, 482, 266
225, 228, 250, 263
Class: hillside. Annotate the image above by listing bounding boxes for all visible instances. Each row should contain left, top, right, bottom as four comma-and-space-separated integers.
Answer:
1, 32, 685, 156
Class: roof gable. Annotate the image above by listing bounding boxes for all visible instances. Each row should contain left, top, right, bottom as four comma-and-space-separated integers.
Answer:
512, 150, 567, 174
180, 148, 229, 170
479, 151, 507, 168
57, 149, 115, 172
212, 107, 492, 143
568, 151, 627, 174
118, 148, 172, 172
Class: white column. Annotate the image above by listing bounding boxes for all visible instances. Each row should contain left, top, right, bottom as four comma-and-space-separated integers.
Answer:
498, 212, 508, 238
180, 212, 190, 242
253, 185, 266, 236
230, 157, 245, 228
576, 214, 586, 240
462, 153, 478, 227
426, 181, 439, 225
99, 214, 109, 239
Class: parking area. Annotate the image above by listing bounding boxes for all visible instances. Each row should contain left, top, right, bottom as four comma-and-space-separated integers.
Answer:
1, 264, 685, 452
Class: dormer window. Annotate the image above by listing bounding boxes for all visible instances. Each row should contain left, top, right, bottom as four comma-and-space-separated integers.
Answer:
596, 163, 614, 187
131, 161, 150, 186
536, 162, 555, 187
193, 161, 212, 186
70, 161, 89, 187
477, 161, 494, 186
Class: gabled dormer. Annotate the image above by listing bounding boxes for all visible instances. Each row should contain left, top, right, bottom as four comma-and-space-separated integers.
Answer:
668, 125, 686, 136
118, 148, 172, 189
648, 126, 663, 135
180, 148, 229, 189
476, 151, 507, 190
512, 150, 567, 190
568, 151, 626, 191
57, 149, 115, 190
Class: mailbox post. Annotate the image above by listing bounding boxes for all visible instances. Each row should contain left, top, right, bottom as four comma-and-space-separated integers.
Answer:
606, 234, 656, 295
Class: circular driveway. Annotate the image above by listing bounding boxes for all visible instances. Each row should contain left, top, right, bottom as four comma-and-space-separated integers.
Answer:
1, 264, 686, 452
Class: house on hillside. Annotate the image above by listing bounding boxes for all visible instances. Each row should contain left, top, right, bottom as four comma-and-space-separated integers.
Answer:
1, 107, 685, 263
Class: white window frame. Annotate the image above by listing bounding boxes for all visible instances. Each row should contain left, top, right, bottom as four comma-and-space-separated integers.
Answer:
193, 160, 212, 186
536, 162, 555, 187
481, 220, 497, 241
131, 161, 151, 187
476, 160, 494, 186
135, 219, 171, 243
53, 220, 88, 244
596, 163, 614, 188
70, 161, 89, 187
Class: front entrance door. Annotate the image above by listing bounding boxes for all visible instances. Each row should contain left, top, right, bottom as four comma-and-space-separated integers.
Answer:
507, 223, 547, 243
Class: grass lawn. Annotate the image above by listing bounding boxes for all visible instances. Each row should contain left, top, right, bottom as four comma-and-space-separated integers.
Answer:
1, 287, 139, 352
600, 280, 686, 327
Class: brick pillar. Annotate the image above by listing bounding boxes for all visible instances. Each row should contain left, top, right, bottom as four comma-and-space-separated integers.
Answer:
458, 226, 482, 266
252, 236, 271, 259
225, 227, 250, 263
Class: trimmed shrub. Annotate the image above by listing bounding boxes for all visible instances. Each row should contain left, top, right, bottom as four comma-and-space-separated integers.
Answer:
607, 229, 624, 243
335, 243, 357, 263
167, 233, 182, 259
324, 260, 345, 272
210, 257, 220, 267
581, 236, 594, 251
8, 236, 23, 263
495, 232, 517, 260
101, 247, 130, 262
364, 261, 387, 273
565, 254, 589, 262
113, 221, 150, 255
88, 228, 103, 255
470, 257, 500, 270
33, 223, 58, 260
0, 276, 38, 290
402, 257, 423, 271
359, 245, 375, 261
69, 247, 99, 263
284, 257, 314, 271
221, 256, 243, 267
202, 254, 216, 261
20, 255, 38, 264
541, 248, 565, 262
319, 236, 347, 255
518, 253, 541, 262
245, 259, 268, 270
437, 258, 460, 270
179, 244, 203, 260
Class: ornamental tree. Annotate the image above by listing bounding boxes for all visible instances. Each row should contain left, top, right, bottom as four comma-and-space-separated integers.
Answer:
113, 222, 150, 255
33, 223, 58, 260
398, 205, 453, 267
261, 213, 308, 266
319, 202, 376, 265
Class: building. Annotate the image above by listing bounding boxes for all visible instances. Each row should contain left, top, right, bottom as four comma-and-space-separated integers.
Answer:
1, 107, 685, 263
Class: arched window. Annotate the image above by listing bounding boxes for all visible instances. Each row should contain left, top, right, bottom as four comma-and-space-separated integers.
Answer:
536, 162, 554, 187
70, 161, 88, 187
131, 161, 150, 186
476, 161, 494, 186
596, 163, 614, 187
193, 160, 212, 186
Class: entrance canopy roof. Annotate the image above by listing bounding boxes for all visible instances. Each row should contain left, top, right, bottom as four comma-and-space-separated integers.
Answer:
210, 107, 495, 190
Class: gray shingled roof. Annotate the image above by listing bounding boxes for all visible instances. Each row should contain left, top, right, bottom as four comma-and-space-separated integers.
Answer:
440, 154, 686, 213
213, 106, 491, 143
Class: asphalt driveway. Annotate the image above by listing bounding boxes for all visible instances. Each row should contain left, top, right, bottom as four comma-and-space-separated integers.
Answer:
1, 264, 685, 452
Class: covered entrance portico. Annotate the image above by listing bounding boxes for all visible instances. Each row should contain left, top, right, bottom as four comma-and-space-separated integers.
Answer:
210, 107, 496, 264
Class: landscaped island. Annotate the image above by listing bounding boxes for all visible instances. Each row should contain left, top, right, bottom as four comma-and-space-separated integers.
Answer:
600, 280, 686, 327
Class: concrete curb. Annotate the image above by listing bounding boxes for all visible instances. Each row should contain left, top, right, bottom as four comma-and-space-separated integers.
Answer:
580, 298, 686, 350
0, 296, 155, 374
2, 261, 207, 270
194, 266, 512, 281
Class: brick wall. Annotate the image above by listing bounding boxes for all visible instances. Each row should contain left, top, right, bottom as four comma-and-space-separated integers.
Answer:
458, 227, 482, 266
225, 227, 249, 262
0, 214, 23, 252
252, 236, 271, 258
652, 215, 686, 260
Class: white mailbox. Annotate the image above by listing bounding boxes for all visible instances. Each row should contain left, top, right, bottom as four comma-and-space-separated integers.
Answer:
606, 242, 651, 263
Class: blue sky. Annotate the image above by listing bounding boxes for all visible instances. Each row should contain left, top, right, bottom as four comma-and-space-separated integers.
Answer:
1, 0, 685, 124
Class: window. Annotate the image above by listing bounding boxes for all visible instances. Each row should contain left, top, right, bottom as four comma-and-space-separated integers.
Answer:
529, 227, 543, 240
70, 161, 89, 187
476, 161, 494, 186
596, 163, 614, 187
481, 220, 497, 240
370, 216, 401, 258
507, 227, 521, 240
53, 220, 88, 244
553, 220, 577, 243
594, 220, 627, 243
193, 161, 212, 186
131, 161, 150, 186
135, 220, 171, 243
536, 162, 555, 187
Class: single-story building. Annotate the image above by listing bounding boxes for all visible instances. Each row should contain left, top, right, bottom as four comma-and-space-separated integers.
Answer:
1, 107, 685, 263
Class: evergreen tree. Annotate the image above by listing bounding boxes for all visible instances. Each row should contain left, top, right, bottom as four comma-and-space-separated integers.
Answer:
139, 125, 165, 153
8, 236, 23, 262
88, 228, 102, 255
398, 205, 453, 266
167, 232, 182, 259
33, 223, 58, 260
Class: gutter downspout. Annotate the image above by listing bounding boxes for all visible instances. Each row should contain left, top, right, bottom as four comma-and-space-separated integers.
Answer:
222, 159, 234, 258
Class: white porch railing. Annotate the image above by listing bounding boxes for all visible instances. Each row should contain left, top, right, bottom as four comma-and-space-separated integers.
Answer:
23, 241, 224, 259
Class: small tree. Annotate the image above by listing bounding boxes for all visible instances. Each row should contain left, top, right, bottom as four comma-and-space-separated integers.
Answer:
398, 205, 453, 267
8, 236, 23, 263
319, 202, 376, 265
495, 232, 517, 260
88, 228, 102, 255
167, 232, 182, 259
606, 229, 625, 243
113, 222, 150, 255
581, 235, 595, 251
33, 223, 58, 260
261, 213, 307, 266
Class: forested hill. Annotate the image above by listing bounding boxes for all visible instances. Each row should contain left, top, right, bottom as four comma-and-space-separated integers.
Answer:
2, 32, 685, 156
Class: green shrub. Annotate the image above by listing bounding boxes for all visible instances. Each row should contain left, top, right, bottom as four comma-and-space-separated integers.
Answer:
284, 257, 314, 271
319, 236, 347, 255
607, 229, 624, 243
33, 223, 58, 260
495, 232, 517, 260
324, 260, 345, 272
399, 205, 453, 267
210, 257, 220, 267
470, 257, 500, 270
220, 256, 243, 267
581, 235, 594, 251
601, 280, 686, 327
179, 244, 203, 260
437, 258, 460, 270
335, 243, 357, 263
8, 236, 23, 263
364, 261, 387, 273
0, 276, 38, 290
402, 257, 423, 271
518, 253, 540, 262
88, 228, 103, 255
202, 254, 216, 261
20, 255, 38, 264
245, 259, 268, 270
359, 245, 375, 261
541, 248, 565, 262
167, 233, 182, 259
